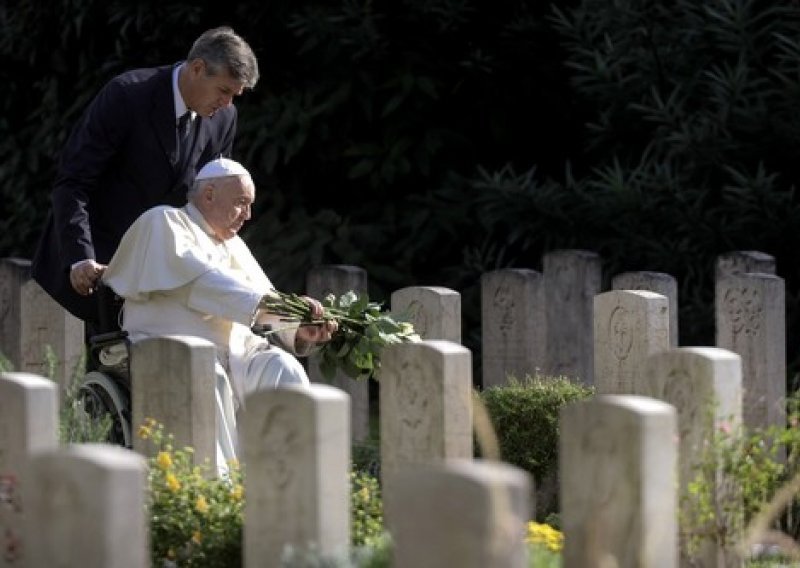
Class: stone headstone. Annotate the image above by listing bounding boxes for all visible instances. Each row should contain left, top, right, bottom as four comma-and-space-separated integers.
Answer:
0, 259, 27, 368
641, 347, 743, 566
242, 384, 350, 566
612, 270, 679, 347
391, 286, 461, 343
716, 251, 776, 280
480, 269, 544, 389
306, 264, 369, 443
0, 372, 59, 568
391, 459, 532, 568
560, 395, 677, 567
715, 272, 785, 432
23, 444, 147, 568
380, 340, 473, 525
131, 335, 217, 468
543, 249, 602, 385
593, 290, 670, 395
0, 258, 84, 391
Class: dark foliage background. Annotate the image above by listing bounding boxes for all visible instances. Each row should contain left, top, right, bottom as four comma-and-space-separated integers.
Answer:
3, 0, 800, 380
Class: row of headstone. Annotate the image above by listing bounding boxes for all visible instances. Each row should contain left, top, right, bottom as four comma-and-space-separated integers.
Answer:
2, 342, 753, 566
592, 262, 785, 435
562, 346, 745, 567
0, 337, 533, 567
1, 249, 782, 407
478, 250, 785, 426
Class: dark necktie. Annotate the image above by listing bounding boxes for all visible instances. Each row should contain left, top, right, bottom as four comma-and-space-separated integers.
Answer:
176, 111, 193, 168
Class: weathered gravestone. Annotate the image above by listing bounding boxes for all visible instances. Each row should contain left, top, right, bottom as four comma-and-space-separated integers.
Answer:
543, 249, 602, 385
391, 286, 462, 344
380, 340, 473, 526
594, 290, 670, 395
0, 372, 59, 568
242, 383, 350, 567
641, 347, 743, 567
480, 269, 545, 389
306, 264, 369, 443
716, 251, 776, 280
131, 335, 217, 469
23, 444, 148, 568
560, 395, 678, 567
0, 258, 84, 390
391, 459, 532, 568
715, 272, 785, 432
612, 270, 679, 347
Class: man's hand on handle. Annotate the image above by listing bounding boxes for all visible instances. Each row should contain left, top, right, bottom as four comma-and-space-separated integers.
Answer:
70, 259, 107, 296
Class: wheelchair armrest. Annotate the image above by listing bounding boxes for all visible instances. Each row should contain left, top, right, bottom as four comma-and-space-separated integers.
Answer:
89, 330, 129, 347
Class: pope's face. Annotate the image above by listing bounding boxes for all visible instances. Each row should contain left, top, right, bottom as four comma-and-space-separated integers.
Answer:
183, 59, 245, 118
202, 176, 255, 241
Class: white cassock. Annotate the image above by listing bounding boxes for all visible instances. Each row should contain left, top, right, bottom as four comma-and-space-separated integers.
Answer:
102, 203, 313, 473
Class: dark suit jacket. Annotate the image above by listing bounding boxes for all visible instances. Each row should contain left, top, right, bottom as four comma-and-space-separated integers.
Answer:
32, 64, 237, 323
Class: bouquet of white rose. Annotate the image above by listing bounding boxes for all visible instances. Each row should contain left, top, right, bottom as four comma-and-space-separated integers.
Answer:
256, 290, 420, 380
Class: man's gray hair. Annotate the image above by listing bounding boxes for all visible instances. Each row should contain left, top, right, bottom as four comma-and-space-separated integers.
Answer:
188, 26, 259, 88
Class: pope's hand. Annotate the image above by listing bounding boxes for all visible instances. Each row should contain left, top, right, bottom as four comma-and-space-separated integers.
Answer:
70, 259, 107, 296
297, 295, 338, 344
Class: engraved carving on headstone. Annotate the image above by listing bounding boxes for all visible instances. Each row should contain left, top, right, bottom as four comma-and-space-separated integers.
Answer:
396, 360, 434, 462
406, 300, 429, 338
492, 283, 515, 339
661, 368, 697, 445
609, 306, 633, 362
22, 327, 48, 370
723, 287, 762, 337
257, 404, 299, 493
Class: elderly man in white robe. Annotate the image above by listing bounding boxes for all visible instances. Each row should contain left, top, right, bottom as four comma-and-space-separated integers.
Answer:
102, 157, 337, 473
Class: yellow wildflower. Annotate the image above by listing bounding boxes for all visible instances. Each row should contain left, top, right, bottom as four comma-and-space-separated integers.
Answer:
192, 531, 203, 545
165, 473, 181, 493
231, 484, 244, 501
137, 425, 151, 440
156, 451, 173, 471
195, 495, 209, 514
167, 548, 176, 560
359, 486, 370, 501
526, 521, 564, 553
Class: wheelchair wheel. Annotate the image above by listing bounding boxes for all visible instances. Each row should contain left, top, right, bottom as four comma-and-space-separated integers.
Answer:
78, 371, 132, 449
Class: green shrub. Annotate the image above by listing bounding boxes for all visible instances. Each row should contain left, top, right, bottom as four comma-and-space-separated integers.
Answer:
350, 469, 384, 548
136, 416, 386, 567
682, 395, 800, 563
139, 419, 244, 568
480, 374, 594, 521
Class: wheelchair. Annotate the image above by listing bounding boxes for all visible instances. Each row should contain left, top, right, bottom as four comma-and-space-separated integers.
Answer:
76, 285, 275, 449
77, 285, 133, 448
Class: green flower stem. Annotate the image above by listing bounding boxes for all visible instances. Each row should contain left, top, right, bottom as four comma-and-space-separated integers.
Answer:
257, 289, 420, 380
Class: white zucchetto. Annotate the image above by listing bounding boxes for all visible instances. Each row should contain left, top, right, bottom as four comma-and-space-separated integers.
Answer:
196, 158, 250, 181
